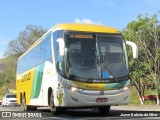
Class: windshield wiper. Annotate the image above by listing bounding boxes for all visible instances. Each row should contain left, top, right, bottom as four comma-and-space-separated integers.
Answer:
103, 61, 130, 82
98, 54, 118, 82
102, 62, 118, 82
116, 75, 130, 82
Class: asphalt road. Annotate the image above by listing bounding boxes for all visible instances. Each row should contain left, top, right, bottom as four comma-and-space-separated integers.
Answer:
0, 105, 159, 120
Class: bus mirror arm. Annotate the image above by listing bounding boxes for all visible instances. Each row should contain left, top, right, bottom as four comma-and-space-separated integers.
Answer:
126, 41, 138, 59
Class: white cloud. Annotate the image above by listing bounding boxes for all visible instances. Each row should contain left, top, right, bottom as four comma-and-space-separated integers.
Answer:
74, 18, 103, 25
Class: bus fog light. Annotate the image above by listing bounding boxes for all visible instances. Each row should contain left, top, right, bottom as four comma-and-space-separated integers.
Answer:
71, 87, 77, 92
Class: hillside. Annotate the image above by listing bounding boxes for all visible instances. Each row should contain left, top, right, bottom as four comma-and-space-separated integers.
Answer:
0, 58, 6, 73
0, 57, 17, 99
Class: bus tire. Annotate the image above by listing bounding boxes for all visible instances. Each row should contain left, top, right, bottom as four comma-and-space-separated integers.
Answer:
30, 106, 37, 111
22, 95, 31, 111
50, 91, 61, 115
98, 106, 110, 114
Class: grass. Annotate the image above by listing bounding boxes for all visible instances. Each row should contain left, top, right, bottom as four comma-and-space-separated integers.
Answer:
144, 100, 156, 105
130, 86, 157, 105
130, 86, 139, 105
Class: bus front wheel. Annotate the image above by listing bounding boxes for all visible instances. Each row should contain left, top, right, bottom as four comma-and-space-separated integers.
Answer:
98, 106, 110, 114
50, 91, 61, 115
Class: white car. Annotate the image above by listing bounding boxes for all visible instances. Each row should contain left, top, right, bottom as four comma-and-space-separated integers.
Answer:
2, 93, 18, 107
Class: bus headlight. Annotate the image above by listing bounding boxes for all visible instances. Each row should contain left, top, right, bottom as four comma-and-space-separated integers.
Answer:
123, 86, 129, 91
63, 83, 78, 92
71, 87, 78, 92
123, 86, 130, 91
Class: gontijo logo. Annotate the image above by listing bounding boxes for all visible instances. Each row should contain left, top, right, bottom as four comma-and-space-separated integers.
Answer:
21, 72, 31, 82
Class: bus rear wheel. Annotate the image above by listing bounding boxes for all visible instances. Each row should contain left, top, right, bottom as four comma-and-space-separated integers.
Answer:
98, 106, 110, 114
30, 106, 37, 111
50, 91, 61, 115
22, 95, 31, 111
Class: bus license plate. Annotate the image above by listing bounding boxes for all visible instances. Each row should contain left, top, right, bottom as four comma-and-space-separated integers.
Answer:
96, 98, 108, 102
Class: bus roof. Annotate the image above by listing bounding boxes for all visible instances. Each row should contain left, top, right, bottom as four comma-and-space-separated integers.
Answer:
53, 23, 120, 33
18, 23, 120, 60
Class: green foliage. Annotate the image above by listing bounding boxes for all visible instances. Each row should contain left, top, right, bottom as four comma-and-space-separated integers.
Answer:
144, 100, 156, 105
0, 24, 47, 93
130, 86, 139, 105
123, 12, 160, 104
0, 56, 17, 87
4, 24, 47, 57
130, 86, 157, 105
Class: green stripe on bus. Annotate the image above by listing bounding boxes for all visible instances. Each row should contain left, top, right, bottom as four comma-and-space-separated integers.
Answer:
31, 63, 44, 99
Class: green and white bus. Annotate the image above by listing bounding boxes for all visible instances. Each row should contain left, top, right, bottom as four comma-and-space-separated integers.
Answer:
16, 23, 138, 115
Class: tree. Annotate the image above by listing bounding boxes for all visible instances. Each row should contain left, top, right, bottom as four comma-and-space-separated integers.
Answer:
5, 24, 47, 57
0, 56, 17, 86
0, 25, 47, 88
123, 13, 160, 105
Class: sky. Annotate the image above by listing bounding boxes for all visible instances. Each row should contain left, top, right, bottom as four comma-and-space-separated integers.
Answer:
0, 0, 160, 58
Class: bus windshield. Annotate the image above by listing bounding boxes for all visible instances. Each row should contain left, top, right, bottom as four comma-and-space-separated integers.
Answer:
65, 32, 129, 82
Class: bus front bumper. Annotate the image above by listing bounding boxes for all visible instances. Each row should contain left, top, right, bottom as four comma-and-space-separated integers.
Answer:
58, 87, 130, 107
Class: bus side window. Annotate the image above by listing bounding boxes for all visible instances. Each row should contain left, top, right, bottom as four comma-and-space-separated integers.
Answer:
42, 35, 52, 61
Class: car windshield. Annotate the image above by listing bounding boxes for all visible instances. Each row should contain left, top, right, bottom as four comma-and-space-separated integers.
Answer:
6, 94, 16, 98
65, 32, 129, 82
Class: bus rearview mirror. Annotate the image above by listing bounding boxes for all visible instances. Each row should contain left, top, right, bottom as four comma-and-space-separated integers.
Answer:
57, 38, 65, 56
126, 41, 138, 59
